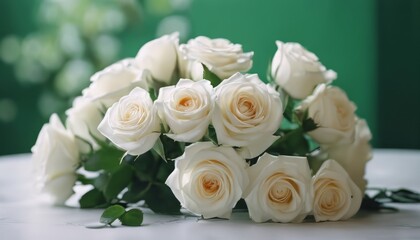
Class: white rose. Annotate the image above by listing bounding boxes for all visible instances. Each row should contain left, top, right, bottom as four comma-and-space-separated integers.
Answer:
135, 33, 179, 84
244, 153, 313, 223
82, 58, 149, 107
323, 119, 372, 192
271, 41, 336, 99
155, 79, 214, 142
312, 159, 362, 222
66, 96, 104, 153
212, 73, 283, 158
97, 87, 161, 156
297, 84, 357, 145
177, 47, 194, 79
180, 36, 253, 80
165, 142, 249, 219
31, 114, 79, 205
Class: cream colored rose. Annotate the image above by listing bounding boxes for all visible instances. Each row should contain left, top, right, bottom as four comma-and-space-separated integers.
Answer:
271, 41, 336, 99
66, 96, 104, 153
323, 119, 372, 192
165, 142, 249, 219
97, 87, 161, 156
82, 58, 149, 107
244, 153, 313, 223
212, 73, 283, 159
312, 160, 362, 222
135, 33, 179, 84
180, 36, 253, 80
297, 84, 357, 145
31, 114, 79, 205
155, 79, 214, 142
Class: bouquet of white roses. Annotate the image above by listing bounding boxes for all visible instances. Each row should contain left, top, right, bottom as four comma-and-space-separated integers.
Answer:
32, 33, 372, 225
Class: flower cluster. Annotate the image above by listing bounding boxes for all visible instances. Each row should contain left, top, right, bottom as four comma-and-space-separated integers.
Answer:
32, 33, 372, 224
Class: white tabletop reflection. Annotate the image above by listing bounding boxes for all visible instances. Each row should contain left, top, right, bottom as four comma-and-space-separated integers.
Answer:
1, 149, 419, 240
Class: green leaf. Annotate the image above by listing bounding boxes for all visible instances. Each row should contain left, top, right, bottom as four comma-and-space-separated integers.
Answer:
202, 64, 222, 86
160, 135, 184, 160
156, 160, 175, 183
283, 97, 295, 123
104, 164, 134, 201
100, 205, 126, 225
361, 194, 398, 212
145, 183, 181, 214
203, 125, 219, 145
83, 147, 123, 173
122, 181, 152, 203
152, 137, 166, 162
77, 174, 94, 185
267, 128, 309, 156
125, 152, 156, 182
390, 189, 420, 203
120, 209, 143, 226
93, 173, 110, 192
79, 188, 107, 208
149, 87, 157, 101
302, 118, 318, 132
233, 199, 247, 210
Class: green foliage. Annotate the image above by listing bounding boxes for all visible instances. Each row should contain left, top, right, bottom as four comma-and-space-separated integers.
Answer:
283, 96, 296, 123
100, 205, 126, 225
122, 180, 152, 203
99, 205, 144, 227
104, 164, 133, 201
149, 87, 158, 101
145, 183, 181, 214
152, 137, 167, 162
79, 188, 107, 208
362, 188, 420, 212
302, 118, 318, 132
120, 209, 144, 226
204, 125, 219, 146
93, 173, 110, 192
370, 188, 420, 204
83, 146, 124, 173
202, 64, 222, 86
268, 128, 309, 156
160, 135, 185, 160
78, 136, 180, 214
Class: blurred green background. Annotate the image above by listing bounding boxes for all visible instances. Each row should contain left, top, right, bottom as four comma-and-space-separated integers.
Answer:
0, 0, 419, 155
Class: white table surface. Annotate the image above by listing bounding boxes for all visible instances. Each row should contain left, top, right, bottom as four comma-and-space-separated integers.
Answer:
1, 149, 420, 240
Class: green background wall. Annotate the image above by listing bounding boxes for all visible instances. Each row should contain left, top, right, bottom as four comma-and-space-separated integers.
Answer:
1, 0, 419, 155
186, 0, 377, 144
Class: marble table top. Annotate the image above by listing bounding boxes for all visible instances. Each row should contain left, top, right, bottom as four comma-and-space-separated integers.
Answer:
0, 149, 419, 240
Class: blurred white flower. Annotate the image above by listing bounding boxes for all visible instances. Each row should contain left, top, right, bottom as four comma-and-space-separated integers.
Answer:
297, 84, 357, 145
323, 119, 372, 192
31, 114, 79, 205
82, 58, 149, 108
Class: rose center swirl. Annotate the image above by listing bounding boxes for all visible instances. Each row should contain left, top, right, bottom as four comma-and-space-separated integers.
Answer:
265, 174, 300, 205
121, 103, 142, 122
176, 95, 198, 112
